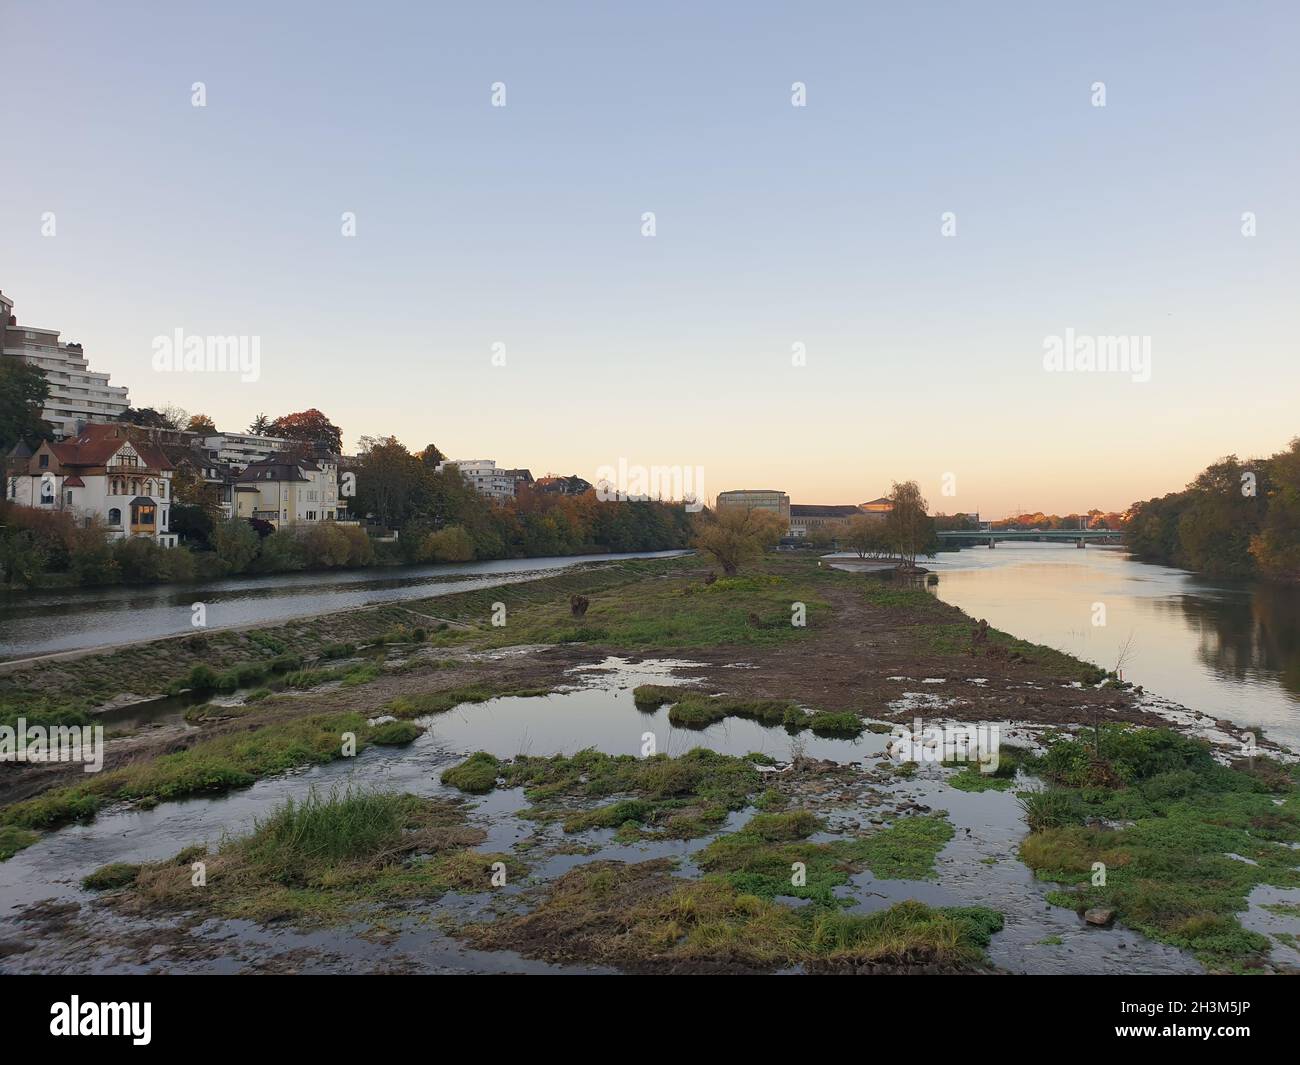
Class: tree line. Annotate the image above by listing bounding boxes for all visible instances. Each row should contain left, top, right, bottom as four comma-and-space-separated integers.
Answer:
1124, 438, 1300, 584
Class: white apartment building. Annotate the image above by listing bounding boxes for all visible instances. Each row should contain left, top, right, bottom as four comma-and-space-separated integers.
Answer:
436, 459, 517, 502
1, 288, 130, 439
233, 452, 341, 528
202, 432, 292, 471
6, 424, 176, 546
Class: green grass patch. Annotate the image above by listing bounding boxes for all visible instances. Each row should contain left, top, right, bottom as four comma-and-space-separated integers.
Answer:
0, 711, 408, 831
464, 858, 999, 972
1017, 726, 1300, 970
82, 862, 142, 891
107, 787, 522, 928
695, 812, 954, 906
442, 752, 503, 793
0, 825, 39, 861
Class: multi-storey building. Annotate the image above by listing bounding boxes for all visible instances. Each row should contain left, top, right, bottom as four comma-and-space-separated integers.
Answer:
202, 432, 292, 471
233, 451, 341, 527
436, 459, 517, 502
788, 504, 867, 538
1, 288, 130, 439
716, 489, 792, 524
5, 424, 176, 545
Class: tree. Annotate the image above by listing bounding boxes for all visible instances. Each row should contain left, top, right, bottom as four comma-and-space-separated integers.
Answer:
116, 407, 172, 429
691, 506, 785, 576
0, 360, 52, 452
354, 435, 420, 530
0, 530, 48, 586
1250, 437, 1300, 583
158, 405, 189, 431
419, 443, 446, 467
268, 409, 343, 453
212, 518, 260, 574
423, 524, 475, 562
186, 413, 217, 434
885, 481, 938, 568
170, 503, 215, 548
249, 413, 272, 436
845, 515, 889, 558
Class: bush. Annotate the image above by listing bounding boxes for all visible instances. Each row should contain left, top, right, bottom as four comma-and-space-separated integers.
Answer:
113, 536, 167, 582
213, 519, 260, 574
253, 530, 306, 573
159, 545, 197, 582
423, 524, 475, 562
299, 524, 351, 568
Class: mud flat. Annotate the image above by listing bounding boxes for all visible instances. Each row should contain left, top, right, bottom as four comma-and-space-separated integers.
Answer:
2, 554, 1296, 974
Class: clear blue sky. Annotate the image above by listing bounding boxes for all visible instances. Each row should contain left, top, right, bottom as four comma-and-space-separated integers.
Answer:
3, 1, 1297, 516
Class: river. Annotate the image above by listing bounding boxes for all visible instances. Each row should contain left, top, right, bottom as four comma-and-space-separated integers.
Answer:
915, 542, 1300, 748
4, 543, 1299, 750
0, 550, 688, 663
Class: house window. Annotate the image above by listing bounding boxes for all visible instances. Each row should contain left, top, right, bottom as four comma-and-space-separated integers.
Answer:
39, 454, 49, 468
65, 490, 73, 504
40, 482, 54, 504
131, 503, 155, 526
108, 508, 122, 525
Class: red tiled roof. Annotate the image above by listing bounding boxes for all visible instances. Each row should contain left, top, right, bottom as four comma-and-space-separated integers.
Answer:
49, 424, 174, 471
62, 475, 86, 487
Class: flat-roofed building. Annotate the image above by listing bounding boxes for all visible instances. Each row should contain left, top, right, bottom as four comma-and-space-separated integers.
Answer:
202, 432, 292, 471
437, 459, 517, 502
716, 489, 791, 524
789, 504, 864, 538
1, 288, 130, 439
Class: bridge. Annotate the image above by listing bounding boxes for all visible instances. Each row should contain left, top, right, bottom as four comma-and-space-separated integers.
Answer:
936, 528, 1122, 548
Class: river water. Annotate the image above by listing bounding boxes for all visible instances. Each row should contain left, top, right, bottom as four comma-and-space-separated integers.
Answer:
0, 550, 687, 663
916, 543, 1300, 748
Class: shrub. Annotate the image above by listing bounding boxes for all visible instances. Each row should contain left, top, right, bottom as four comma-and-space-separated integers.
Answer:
113, 536, 167, 582
213, 519, 260, 574
423, 525, 475, 562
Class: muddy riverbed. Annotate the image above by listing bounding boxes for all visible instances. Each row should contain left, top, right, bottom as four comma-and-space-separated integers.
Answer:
8, 656, 1285, 975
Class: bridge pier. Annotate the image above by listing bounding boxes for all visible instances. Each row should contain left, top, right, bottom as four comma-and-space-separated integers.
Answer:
1076, 538, 1085, 548
988, 538, 995, 549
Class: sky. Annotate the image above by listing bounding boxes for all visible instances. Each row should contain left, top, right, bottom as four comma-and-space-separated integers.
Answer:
2, 1, 1297, 518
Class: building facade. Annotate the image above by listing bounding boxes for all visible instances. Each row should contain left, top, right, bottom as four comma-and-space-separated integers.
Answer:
788, 504, 866, 538
6, 424, 176, 545
233, 451, 341, 527
716, 489, 792, 524
1, 288, 130, 439
437, 459, 517, 502
202, 432, 292, 471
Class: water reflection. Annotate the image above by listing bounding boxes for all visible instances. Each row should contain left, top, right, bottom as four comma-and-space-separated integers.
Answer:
916, 544, 1300, 746
1154, 582, 1300, 699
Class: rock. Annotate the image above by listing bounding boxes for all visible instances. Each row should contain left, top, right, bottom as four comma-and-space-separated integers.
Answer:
1084, 907, 1116, 927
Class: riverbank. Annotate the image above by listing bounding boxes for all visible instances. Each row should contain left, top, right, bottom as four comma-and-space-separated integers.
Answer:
0, 549, 690, 663
1, 552, 1297, 975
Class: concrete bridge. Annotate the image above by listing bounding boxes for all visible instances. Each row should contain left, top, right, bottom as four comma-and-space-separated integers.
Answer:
936, 528, 1122, 548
